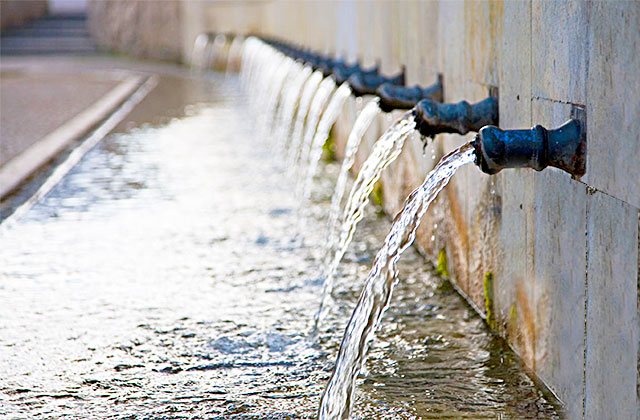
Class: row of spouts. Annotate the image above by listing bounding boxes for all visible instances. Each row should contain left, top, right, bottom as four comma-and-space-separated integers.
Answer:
197, 32, 587, 419
259, 35, 587, 178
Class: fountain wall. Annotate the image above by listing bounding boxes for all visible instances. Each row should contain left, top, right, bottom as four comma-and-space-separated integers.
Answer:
91, 1, 640, 418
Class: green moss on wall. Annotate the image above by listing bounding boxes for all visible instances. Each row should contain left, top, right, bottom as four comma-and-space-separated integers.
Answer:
483, 272, 496, 330
370, 180, 384, 208
436, 248, 449, 279
322, 128, 337, 162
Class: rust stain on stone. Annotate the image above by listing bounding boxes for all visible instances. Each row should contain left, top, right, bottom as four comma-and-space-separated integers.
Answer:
464, 0, 503, 84
444, 178, 470, 291
468, 179, 502, 321
515, 281, 537, 371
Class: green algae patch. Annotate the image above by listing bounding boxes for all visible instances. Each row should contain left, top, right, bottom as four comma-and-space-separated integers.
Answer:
484, 272, 496, 330
370, 180, 384, 208
507, 303, 518, 338
322, 128, 337, 162
509, 303, 518, 324
436, 248, 449, 279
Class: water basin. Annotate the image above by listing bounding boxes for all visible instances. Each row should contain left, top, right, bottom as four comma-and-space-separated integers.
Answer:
0, 68, 560, 418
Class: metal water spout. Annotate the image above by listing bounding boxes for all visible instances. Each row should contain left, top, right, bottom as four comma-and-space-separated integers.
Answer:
334, 62, 379, 85
348, 67, 405, 96
376, 75, 443, 112
413, 96, 498, 138
472, 117, 587, 178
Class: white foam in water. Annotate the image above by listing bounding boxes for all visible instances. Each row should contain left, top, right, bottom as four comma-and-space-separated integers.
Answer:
319, 142, 476, 419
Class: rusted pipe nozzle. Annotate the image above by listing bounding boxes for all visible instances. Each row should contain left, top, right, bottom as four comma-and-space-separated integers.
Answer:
348, 67, 405, 97
472, 118, 586, 178
377, 76, 443, 112
413, 96, 498, 138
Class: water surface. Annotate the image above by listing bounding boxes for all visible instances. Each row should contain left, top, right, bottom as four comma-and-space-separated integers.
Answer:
0, 71, 560, 418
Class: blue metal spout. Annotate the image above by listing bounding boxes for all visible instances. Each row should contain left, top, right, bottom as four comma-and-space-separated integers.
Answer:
377, 75, 443, 112
333, 62, 379, 85
413, 96, 498, 138
348, 67, 405, 97
473, 118, 586, 178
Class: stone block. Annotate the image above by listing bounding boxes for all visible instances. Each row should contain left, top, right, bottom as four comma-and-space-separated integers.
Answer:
499, 0, 532, 128
526, 101, 588, 420
584, 1, 640, 208
464, 0, 503, 87
437, 1, 466, 102
531, 170, 587, 420
531, 0, 588, 104
584, 191, 639, 420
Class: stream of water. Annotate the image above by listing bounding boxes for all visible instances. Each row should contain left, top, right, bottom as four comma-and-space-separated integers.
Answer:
316, 112, 416, 327
300, 83, 352, 205
0, 40, 561, 418
273, 65, 312, 153
323, 98, 380, 260
286, 71, 324, 172
319, 143, 477, 418
294, 77, 337, 189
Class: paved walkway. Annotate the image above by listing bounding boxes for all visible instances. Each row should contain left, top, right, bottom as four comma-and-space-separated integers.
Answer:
0, 70, 119, 166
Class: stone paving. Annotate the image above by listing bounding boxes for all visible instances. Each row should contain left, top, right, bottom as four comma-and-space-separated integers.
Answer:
0, 70, 119, 166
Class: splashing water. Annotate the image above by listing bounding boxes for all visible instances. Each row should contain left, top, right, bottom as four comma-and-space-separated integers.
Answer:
293, 77, 337, 187
286, 71, 324, 170
319, 142, 476, 419
316, 111, 415, 326
299, 82, 352, 205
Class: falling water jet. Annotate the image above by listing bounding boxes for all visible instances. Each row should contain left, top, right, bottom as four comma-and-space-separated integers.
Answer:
264, 58, 305, 144
300, 83, 353, 198
225, 34, 246, 77
318, 142, 477, 419
286, 71, 324, 172
315, 94, 499, 329
314, 111, 416, 328
296, 83, 353, 233
324, 98, 381, 262
191, 32, 214, 72
293, 77, 337, 186
273, 66, 313, 154
258, 56, 295, 141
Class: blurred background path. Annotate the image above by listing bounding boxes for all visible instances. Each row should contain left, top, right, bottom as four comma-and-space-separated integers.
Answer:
1, 1, 145, 199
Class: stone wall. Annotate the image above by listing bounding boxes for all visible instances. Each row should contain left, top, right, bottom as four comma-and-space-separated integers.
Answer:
87, 0, 182, 62
182, 1, 640, 418
0, 0, 47, 32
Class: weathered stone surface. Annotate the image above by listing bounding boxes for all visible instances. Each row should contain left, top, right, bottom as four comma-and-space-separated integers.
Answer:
584, 2, 640, 208
532, 98, 589, 418
531, 0, 589, 105
464, 0, 503, 87
584, 191, 639, 419
87, 0, 182, 62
